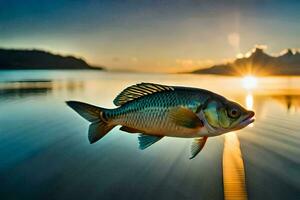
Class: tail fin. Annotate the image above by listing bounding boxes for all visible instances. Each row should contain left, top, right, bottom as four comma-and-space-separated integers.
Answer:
66, 101, 115, 144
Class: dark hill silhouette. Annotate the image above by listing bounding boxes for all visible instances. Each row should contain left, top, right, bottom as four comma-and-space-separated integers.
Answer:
0, 48, 103, 70
192, 47, 300, 76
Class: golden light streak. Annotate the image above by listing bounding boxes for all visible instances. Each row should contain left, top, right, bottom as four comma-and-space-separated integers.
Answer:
223, 132, 248, 200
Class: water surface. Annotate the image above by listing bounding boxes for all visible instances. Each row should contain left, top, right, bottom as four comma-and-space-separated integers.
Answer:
0, 70, 299, 200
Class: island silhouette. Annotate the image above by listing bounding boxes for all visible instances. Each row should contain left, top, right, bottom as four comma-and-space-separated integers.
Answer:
1, 47, 300, 75
192, 47, 300, 76
0, 48, 103, 70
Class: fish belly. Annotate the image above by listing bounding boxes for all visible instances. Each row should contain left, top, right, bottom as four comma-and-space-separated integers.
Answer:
115, 106, 200, 138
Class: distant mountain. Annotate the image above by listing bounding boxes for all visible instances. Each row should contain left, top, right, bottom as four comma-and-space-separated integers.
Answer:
0, 48, 104, 70
192, 47, 300, 76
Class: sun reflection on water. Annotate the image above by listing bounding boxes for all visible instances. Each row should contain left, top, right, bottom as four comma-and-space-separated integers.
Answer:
242, 76, 257, 90
243, 76, 256, 127
246, 93, 253, 110
245, 93, 254, 127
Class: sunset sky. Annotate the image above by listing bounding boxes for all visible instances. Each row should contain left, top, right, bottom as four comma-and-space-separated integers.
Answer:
1, 0, 300, 72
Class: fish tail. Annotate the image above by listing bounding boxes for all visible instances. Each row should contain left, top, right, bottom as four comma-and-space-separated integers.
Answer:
66, 101, 116, 144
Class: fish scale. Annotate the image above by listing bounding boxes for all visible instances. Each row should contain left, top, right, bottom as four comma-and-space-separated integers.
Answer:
108, 89, 205, 137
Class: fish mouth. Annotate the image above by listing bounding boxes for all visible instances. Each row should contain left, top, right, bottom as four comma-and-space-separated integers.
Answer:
235, 111, 255, 130
240, 111, 255, 127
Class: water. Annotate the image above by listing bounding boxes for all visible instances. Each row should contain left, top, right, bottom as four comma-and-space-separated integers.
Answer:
0, 70, 299, 200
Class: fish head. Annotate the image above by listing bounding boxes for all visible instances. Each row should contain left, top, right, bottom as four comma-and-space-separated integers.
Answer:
203, 98, 255, 134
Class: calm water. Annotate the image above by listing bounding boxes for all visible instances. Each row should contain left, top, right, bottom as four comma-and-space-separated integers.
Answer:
0, 70, 299, 200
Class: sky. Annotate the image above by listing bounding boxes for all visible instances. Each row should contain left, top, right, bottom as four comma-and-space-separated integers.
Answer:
1, 0, 300, 72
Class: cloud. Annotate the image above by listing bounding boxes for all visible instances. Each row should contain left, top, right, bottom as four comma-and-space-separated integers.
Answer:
112, 57, 120, 62
254, 44, 268, 50
176, 59, 215, 70
176, 59, 194, 67
112, 56, 139, 63
130, 57, 138, 62
243, 44, 268, 57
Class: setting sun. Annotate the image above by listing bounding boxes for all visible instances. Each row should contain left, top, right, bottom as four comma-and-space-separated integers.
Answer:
242, 76, 257, 90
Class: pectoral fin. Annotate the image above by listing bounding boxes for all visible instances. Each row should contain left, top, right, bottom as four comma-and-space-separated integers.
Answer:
169, 107, 203, 129
190, 136, 208, 159
138, 134, 163, 150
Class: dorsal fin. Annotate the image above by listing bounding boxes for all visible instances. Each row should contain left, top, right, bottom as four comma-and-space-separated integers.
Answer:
113, 83, 174, 106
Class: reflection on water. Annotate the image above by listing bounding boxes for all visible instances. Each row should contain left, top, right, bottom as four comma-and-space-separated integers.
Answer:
0, 80, 52, 99
245, 93, 254, 128
223, 132, 247, 200
0, 71, 299, 200
271, 95, 300, 113
245, 93, 253, 110
0, 79, 84, 100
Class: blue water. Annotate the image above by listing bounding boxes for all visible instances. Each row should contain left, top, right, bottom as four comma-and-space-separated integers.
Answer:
0, 70, 299, 200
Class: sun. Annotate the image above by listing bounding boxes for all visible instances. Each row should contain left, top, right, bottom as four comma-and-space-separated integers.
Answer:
242, 76, 257, 90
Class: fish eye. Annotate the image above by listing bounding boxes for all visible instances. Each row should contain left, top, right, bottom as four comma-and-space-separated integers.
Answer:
228, 107, 240, 118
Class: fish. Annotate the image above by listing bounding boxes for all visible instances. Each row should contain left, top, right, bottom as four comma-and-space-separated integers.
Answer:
66, 82, 255, 159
